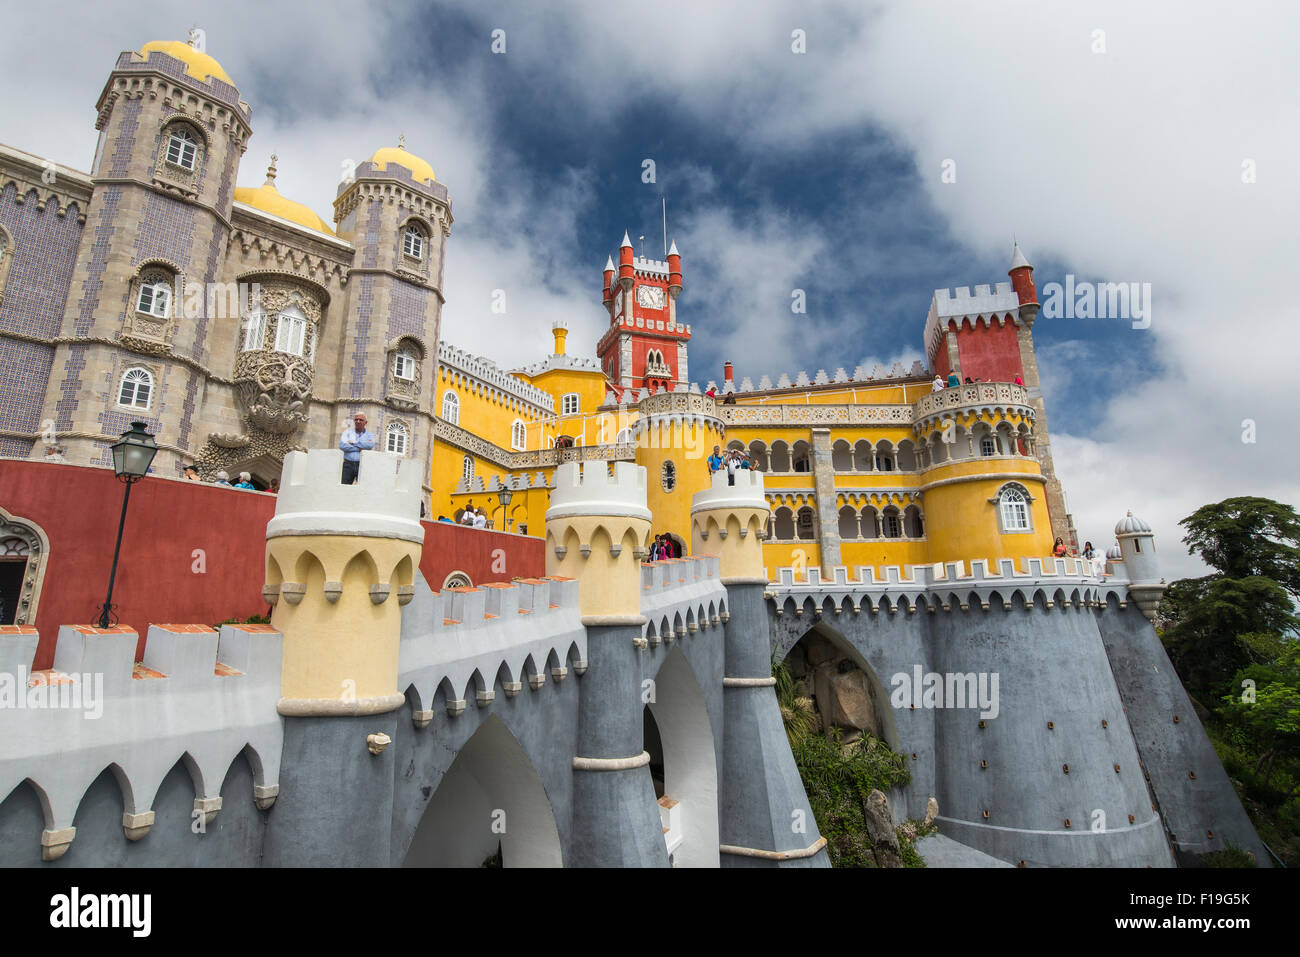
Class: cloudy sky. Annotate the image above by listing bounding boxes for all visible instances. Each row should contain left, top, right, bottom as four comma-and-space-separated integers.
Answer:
4, 0, 1297, 580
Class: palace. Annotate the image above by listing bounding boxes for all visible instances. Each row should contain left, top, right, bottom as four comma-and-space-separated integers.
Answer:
0, 34, 1077, 584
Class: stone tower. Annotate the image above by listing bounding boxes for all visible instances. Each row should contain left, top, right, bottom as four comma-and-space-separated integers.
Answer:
333, 143, 453, 496
545, 461, 667, 865
35, 37, 252, 472
597, 233, 689, 391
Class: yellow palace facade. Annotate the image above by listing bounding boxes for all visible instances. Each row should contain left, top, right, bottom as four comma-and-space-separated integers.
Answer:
429, 235, 1072, 580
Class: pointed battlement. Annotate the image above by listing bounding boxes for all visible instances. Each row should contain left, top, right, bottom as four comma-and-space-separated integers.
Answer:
268, 448, 424, 543
547, 462, 651, 522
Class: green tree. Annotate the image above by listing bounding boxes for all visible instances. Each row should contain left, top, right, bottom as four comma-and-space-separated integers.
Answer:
1159, 498, 1300, 699
1221, 641, 1300, 789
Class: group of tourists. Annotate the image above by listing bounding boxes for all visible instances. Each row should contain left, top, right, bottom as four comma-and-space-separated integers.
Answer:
706, 445, 754, 485
931, 372, 1027, 391
458, 503, 489, 528
648, 533, 682, 561
182, 464, 275, 493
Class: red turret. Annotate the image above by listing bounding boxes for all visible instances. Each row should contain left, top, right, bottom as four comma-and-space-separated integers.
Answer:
723, 360, 734, 385
618, 230, 634, 287
602, 255, 615, 308
667, 239, 682, 299
1009, 241, 1037, 305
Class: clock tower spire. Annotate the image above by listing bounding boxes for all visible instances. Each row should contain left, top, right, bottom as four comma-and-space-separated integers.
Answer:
596, 233, 690, 393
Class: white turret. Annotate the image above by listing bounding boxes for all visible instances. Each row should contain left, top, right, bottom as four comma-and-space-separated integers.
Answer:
1114, 511, 1163, 621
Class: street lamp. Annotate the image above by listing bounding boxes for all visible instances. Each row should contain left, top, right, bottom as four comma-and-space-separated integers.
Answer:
96, 422, 158, 629
498, 485, 514, 530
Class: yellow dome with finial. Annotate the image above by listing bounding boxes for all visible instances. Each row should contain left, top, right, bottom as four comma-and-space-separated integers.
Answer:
368, 138, 436, 184
139, 38, 234, 86
233, 155, 335, 235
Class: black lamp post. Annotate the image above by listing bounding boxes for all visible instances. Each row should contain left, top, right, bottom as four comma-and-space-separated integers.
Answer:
498, 485, 514, 530
95, 422, 158, 629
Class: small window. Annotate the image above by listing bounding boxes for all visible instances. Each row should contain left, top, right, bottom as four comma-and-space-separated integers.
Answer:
796, 507, 815, 540
274, 308, 308, 357
442, 391, 460, 425
137, 278, 171, 318
884, 513, 901, 538
511, 419, 526, 451
117, 367, 153, 410
981, 437, 997, 456
999, 486, 1031, 532
462, 455, 473, 482
403, 225, 425, 260
878, 455, 894, 472
386, 422, 408, 455
561, 393, 579, 415
661, 460, 676, 492
242, 308, 267, 352
165, 128, 198, 170
393, 348, 416, 381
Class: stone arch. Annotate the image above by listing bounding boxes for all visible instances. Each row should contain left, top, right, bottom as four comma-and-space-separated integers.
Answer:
0, 506, 49, 626
646, 645, 720, 866
831, 439, 852, 471
769, 440, 790, 473
403, 715, 562, 867
853, 439, 873, 471
778, 623, 900, 750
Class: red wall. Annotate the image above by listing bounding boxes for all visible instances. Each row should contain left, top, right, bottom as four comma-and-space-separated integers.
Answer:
0, 461, 543, 669
955, 316, 1024, 383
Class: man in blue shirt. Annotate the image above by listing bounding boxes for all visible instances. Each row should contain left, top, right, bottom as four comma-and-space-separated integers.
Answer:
707, 445, 724, 476
339, 412, 375, 484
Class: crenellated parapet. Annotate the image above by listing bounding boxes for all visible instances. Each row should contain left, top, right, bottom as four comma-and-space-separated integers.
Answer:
691, 470, 770, 583
640, 556, 729, 645
398, 576, 585, 722
264, 449, 423, 715
767, 556, 1124, 619
0, 622, 283, 862
545, 462, 652, 623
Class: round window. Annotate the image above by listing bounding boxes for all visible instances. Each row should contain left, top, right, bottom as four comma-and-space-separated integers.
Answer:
661, 460, 677, 492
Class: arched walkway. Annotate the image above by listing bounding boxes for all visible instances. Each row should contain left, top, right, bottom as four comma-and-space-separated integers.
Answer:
403, 715, 562, 867
646, 647, 719, 867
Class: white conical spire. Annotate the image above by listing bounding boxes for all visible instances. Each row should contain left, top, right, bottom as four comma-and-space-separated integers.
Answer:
1010, 241, 1032, 270
604, 255, 615, 271
668, 239, 679, 255
621, 231, 633, 248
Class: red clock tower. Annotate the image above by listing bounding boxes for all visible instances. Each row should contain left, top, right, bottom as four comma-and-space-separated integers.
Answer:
596, 232, 690, 393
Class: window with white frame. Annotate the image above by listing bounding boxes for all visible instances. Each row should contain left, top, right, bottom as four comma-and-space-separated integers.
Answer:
136, 277, 172, 318
393, 348, 416, 381
165, 128, 198, 170
999, 486, 1031, 532
981, 437, 997, 456
511, 419, 526, 451
241, 308, 267, 352
403, 225, 425, 260
385, 421, 408, 455
462, 455, 473, 482
884, 512, 901, 538
561, 393, 579, 415
117, 367, 153, 410
442, 390, 460, 425
274, 307, 309, 357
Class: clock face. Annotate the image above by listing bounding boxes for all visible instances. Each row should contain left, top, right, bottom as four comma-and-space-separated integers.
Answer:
636, 284, 666, 309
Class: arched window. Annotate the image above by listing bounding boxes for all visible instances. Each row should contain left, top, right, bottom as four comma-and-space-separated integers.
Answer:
403, 224, 425, 260
393, 347, 417, 381
386, 421, 408, 455
511, 419, 526, 451
796, 506, 816, 540
136, 276, 171, 318
165, 128, 198, 170
117, 367, 153, 410
561, 393, 580, 415
773, 507, 795, 541
882, 507, 902, 539
442, 390, 460, 425
241, 307, 267, 352
274, 306, 309, 356
462, 455, 474, 483
998, 485, 1032, 532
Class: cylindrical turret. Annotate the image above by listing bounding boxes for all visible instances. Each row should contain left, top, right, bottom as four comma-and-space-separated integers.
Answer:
264, 448, 423, 715
667, 239, 682, 299
1115, 511, 1164, 621
634, 391, 726, 552
603, 256, 615, 308
552, 321, 568, 356
1009, 241, 1037, 307
690, 469, 769, 583
723, 360, 734, 387
618, 231, 634, 289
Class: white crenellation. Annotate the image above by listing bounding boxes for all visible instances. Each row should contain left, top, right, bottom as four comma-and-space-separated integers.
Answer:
546, 461, 651, 522
639, 556, 728, 642
0, 623, 284, 845
439, 341, 555, 413
268, 449, 425, 544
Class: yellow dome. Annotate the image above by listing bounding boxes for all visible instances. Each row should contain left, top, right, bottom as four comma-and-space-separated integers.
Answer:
139, 40, 234, 86
368, 145, 436, 184
234, 181, 335, 235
